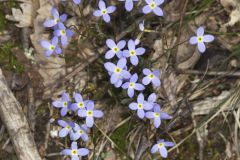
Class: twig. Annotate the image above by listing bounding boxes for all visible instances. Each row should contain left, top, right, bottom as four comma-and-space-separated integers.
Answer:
179, 70, 240, 77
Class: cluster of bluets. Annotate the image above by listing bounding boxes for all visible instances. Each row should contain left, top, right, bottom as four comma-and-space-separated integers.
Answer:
52, 92, 104, 159
40, 7, 74, 57
42, 0, 216, 159
93, 0, 164, 23
104, 38, 174, 157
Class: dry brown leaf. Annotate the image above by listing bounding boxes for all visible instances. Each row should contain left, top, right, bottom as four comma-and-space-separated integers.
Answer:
6, 0, 33, 27
220, 0, 240, 26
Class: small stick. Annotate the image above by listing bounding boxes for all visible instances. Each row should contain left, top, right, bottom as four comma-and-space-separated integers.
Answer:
179, 70, 240, 77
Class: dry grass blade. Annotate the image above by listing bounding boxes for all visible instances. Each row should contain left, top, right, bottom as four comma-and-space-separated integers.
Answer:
168, 81, 240, 153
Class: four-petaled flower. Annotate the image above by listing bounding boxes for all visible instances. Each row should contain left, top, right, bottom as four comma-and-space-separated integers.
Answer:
70, 93, 88, 112
104, 58, 131, 84
142, 68, 161, 87
145, 104, 172, 128
70, 124, 89, 142
142, 0, 164, 16
189, 26, 214, 53
93, 0, 116, 23
43, 7, 67, 27
123, 39, 146, 66
61, 142, 89, 159
54, 23, 74, 47
58, 120, 75, 137
105, 39, 126, 59
129, 93, 153, 119
52, 92, 71, 116
40, 37, 62, 57
122, 73, 145, 98
78, 101, 104, 128
151, 139, 174, 158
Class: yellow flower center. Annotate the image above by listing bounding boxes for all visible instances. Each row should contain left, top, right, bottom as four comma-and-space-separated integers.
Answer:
130, 50, 136, 56
101, 9, 107, 14
63, 102, 68, 107
55, 18, 59, 23
158, 143, 164, 148
60, 30, 66, 35
78, 102, 84, 108
66, 125, 71, 130
149, 74, 155, 79
138, 104, 143, 109
113, 47, 119, 53
154, 112, 160, 117
49, 45, 55, 51
149, 2, 156, 9
87, 111, 93, 116
79, 129, 83, 134
129, 82, 135, 88
71, 149, 78, 155
197, 36, 204, 43
115, 67, 121, 73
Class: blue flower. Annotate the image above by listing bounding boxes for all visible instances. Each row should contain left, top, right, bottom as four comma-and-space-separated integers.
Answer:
142, 0, 164, 16
52, 92, 71, 116
73, 0, 81, 4
43, 7, 67, 28
151, 139, 174, 158
54, 23, 74, 46
129, 93, 153, 119
142, 68, 161, 87
189, 26, 214, 53
61, 142, 89, 159
40, 37, 62, 57
145, 104, 172, 128
70, 93, 89, 112
58, 120, 75, 137
78, 101, 104, 128
104, 58, 131, 84
93, 0, 116, 23
105, 39, 126, 59
122, 73, 145, 98
123, 39, 145, 66
119, 0, 139, 12
70, 123, 89, 142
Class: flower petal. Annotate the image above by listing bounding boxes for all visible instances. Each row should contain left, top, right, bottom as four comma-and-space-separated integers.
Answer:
105, 50, 115, 59
103, 14, 111, 23
107, 6, 116, 13
189, 36, 197, 44
93, 10, 102, 17
159, 146, 168, 158
127, 88, 135, 98
134, 83, 145, 91
145, 112, 154, 119
130, 56, 139, 66
86, 116, 94, 127
117, 58, 127, 68
99, 0, 106, 9
151, 144, 158, 153
78, 148, 89, 156
93, 110, 103, 118
153, 7, 163, 16
142, 5, 152, 14
197, 42, 206, 53
142, 76, 151, 85
125, 0, 133, 12
203, 35, 214, 43
129, 102, 138, 110
197, 26, 204, 36
137, 109, 145, 119
117, 40, 126, 49
106, 39, 116, 49
128, 39, 136, 50
136, 48, 145, 55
